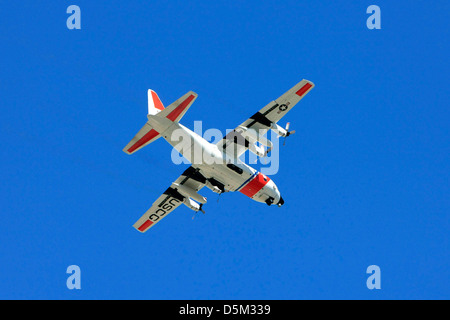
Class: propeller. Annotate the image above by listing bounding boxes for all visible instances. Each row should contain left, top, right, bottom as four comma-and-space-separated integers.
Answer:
282, 122, 295, 146
192, 204, 205, 220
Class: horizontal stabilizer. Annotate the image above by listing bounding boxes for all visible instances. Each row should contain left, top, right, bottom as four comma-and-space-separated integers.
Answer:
158, 91, 198, 123
123, 122, 161, 154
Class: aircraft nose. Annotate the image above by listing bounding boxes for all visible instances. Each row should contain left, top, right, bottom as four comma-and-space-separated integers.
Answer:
270, 181, 282, 206
277, 197, 284, 207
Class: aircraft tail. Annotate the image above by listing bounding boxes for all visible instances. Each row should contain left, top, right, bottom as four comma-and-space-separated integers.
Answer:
123, 90, 198, 154
122, 89, 165, 154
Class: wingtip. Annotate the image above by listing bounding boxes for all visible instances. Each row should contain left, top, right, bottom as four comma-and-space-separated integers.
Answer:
133, 225, 146, 233
304, 79, 315, 87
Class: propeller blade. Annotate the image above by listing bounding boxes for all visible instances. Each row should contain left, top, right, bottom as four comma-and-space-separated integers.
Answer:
283, 123, 294, 146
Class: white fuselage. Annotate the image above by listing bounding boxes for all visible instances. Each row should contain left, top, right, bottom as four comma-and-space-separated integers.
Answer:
147, 114, 282, 205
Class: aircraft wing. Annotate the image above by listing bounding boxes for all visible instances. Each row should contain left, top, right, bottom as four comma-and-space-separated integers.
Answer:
133, 166, 206, 232
217, 79, 314, 158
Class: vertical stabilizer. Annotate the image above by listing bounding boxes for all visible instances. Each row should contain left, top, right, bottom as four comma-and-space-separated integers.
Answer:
148, 89, 165, 115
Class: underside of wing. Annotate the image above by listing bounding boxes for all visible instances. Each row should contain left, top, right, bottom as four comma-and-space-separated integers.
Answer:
132, 166, 208, 232
133, 191, 184, 232
217, 79, 314, 158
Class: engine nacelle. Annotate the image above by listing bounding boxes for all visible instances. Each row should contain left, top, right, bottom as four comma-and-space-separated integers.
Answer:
248, 143, 266, 157
205, 180, 222, 194
183, 197, 203, 212
236, 126, 272, 157
270, 123, 288, 137
172, 183, 207, 204
237, 126, 273, 148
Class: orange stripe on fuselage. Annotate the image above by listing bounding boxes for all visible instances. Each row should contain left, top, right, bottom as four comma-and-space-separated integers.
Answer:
239, 173, 270, 198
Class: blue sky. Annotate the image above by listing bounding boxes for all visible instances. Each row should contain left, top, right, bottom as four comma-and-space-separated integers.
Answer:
0, 1, 448, 299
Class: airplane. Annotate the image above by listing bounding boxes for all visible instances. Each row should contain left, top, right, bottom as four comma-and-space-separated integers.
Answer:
123, 79, 314, 232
